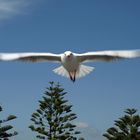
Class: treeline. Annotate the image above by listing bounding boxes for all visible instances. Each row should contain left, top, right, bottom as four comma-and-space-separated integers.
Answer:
0, 82, 140, 140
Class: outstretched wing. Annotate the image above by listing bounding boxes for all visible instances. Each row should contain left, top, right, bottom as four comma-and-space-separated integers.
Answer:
76, 50, 140, 62
0, 52, 61, 62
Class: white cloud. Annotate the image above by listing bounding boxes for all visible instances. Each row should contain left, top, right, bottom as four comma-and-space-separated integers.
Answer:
75, 122, 105, 140
0, 0, 41, 20
76, 122, 89, 128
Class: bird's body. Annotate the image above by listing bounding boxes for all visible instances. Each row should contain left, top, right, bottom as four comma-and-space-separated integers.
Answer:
61, 51, 79, 72
60, 51, 79, 81
0, 50, 140, 82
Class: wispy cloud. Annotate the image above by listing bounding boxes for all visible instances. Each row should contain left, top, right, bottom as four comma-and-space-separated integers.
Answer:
76, 122, 89, 128
0, 0, 40, 20
75, 122, 105, 140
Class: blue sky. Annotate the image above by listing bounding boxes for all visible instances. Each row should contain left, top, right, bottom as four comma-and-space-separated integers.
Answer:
0, 0, 140, 140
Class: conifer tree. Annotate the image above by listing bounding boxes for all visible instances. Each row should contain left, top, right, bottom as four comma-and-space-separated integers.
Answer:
103, 108, 140, 140
0, 106, 18, 140
29, 82, 81, 140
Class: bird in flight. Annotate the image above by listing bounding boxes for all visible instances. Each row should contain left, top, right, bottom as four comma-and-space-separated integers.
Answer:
0, 50, 140, 82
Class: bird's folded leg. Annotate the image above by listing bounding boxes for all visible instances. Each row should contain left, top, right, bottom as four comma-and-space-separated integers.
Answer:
69, 70, 76, 82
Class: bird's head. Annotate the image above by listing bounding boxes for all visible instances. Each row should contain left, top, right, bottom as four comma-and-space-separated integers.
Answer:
64, 51, 73, 59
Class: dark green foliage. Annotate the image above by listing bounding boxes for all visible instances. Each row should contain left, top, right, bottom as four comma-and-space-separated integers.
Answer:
0, 106, 18, 140
103, 108, 140, 140
29, 82, 81, 140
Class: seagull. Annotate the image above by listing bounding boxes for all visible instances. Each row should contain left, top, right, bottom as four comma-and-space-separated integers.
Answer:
0, 50, 140, 82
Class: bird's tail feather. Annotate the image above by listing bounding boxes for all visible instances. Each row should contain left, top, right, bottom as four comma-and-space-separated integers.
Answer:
53, 66, 69, 78
76, 65, 94, 78
53, 65, 94, 79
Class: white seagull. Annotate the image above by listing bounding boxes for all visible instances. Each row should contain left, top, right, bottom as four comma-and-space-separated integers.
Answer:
0, 50, 140, 82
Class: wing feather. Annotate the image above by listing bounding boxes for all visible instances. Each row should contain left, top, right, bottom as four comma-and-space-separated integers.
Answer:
76, 50, 140, 62
0, 52, 61, 62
